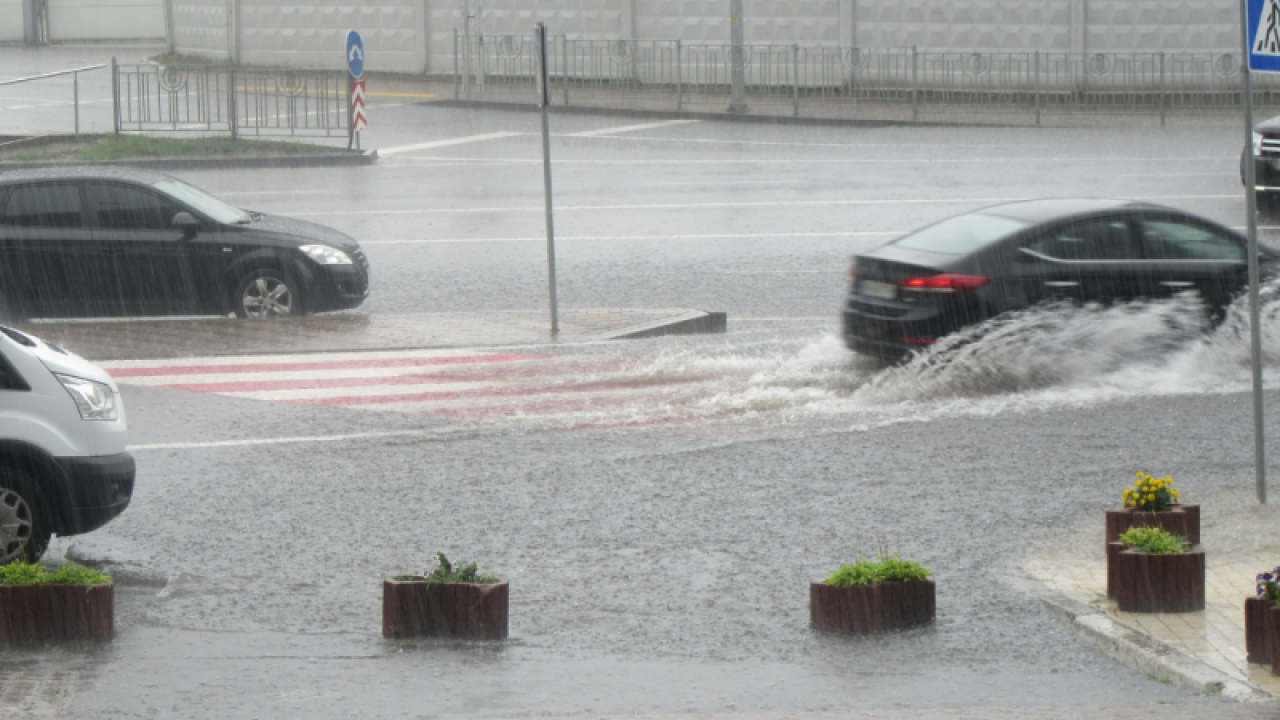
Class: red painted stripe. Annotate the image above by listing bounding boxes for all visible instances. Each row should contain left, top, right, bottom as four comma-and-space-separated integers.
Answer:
284, 375, 709, 407
154, 359, 625, 393
106, 353, 543, 378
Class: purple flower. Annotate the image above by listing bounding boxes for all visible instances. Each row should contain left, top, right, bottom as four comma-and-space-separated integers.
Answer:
1259, 572, 1275, 583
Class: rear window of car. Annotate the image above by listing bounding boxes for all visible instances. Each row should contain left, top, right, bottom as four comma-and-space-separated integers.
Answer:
892, 213, 1027, 255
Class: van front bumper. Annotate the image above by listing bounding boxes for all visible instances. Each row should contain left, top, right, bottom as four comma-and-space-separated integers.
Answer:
54, 453, 134, 535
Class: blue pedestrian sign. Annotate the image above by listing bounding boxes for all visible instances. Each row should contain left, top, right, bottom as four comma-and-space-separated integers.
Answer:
1249, 0, 1280, 73
345, 30, 365, 78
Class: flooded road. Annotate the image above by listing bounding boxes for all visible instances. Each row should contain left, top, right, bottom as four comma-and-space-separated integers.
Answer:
4, 46, 1278, 718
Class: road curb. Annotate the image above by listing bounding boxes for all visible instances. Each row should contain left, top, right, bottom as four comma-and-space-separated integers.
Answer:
604, 310, 727, 340
0, 146, 377, 172
1037, 590, 1270, 702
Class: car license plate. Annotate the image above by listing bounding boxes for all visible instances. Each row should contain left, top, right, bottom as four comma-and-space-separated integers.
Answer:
860, 280, 897, 300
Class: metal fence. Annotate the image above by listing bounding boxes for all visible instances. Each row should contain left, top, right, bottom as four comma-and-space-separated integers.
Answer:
453, 36, 1280, 124
113, 62, 350, 138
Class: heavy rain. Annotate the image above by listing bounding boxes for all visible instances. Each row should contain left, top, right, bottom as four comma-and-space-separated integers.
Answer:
2, 6, 1280, 720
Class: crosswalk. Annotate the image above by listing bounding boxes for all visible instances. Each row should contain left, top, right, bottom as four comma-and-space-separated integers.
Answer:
100, 348, 722, 429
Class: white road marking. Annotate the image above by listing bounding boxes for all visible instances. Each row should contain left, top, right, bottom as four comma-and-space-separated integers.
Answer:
567, 119, 700, 137
282, 194, 1243, 219
378, 131, 525, 156
360, 231, 897, 246
384, 154, 1234, 167
130, 428, 463, 451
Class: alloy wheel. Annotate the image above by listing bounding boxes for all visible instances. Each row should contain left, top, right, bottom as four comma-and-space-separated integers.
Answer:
0, 488, 34, 565
241, 277, 294, 318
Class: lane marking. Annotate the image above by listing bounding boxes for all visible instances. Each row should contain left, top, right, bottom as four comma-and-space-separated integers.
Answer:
378, 131, 524, 156
360, 231, 897, 246
385, 154, 1236, 167
130, 428, 463, 451
105, 352, 541, 378
282, 194, 1244, 219
567, 119, 700, 137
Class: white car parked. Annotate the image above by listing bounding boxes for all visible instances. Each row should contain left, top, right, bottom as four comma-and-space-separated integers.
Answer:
0, 325, 134, 563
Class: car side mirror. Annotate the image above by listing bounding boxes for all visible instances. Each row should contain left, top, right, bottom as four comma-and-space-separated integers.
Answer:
172, 212, 200, 238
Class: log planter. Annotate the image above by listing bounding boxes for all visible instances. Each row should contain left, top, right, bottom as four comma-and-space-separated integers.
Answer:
1273, 605, 1280, 677
1244, 596, 1277, 665
382, 577, 508, 640
0, 583, 113, 645
1105, 504, 1199, 545
1111, 546, 1205, 613
810, 580, 935, 634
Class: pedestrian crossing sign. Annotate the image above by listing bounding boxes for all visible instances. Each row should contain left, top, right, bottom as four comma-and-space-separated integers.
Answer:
1250, 0, 1280, 72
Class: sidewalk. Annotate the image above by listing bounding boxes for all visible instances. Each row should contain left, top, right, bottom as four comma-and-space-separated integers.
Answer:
13, 308, 726, 361
1025, 487, 1280, 699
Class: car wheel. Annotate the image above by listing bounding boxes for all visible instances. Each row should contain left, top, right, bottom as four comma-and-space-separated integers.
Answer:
1258, 192, 1280, 218
0, 470, 51, 564
233, 269, 303, 319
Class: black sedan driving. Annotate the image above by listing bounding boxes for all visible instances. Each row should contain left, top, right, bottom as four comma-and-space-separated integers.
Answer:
843, 198, 1278, 360
0, 167, 369, 320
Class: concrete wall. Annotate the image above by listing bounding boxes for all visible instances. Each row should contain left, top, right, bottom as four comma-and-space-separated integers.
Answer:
0, 0, 25, 44
169, 0, 1248, 74
47, 0, 166, 42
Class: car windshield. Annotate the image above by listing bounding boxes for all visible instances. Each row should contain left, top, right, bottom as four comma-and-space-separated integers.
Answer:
893, 213, 1028, 255
153, 177, 250, 225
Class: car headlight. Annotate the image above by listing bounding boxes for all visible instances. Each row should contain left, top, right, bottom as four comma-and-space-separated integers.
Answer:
300, 245, 354, 265
1255, 132, 1264, 156
55, 373, 118, 421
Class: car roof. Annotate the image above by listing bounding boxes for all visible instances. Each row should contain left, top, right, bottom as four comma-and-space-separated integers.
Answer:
0, 166, 168, 186
975, 197, 1158, 223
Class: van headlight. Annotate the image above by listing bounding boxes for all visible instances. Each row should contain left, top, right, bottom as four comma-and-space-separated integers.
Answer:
300, 245, 353, 265
1255, 132, 1264, 156
55, 374, 118, 421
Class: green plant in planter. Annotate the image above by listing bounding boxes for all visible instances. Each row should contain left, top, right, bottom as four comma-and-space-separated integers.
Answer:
1256, 566, 1280, 605
826, 554, 932, 586
1118, 526, 1187, 554
0, 561, 111, 586
394, 552, 498, 584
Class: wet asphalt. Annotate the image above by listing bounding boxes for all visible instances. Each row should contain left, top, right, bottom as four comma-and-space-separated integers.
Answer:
4, 46, 1280, 718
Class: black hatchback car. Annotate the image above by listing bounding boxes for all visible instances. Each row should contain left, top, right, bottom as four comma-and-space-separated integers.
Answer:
0, 168, 369, 320
843, 198, 1278, 360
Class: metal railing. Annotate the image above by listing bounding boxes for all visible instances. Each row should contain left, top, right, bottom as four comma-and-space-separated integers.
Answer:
113, 61, 350, 138
0, 64, 106, 135
452, 37, 1280, 124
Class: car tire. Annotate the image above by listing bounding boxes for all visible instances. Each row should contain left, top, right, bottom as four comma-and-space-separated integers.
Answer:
233, 268, 304, 319
0, 467, 51, 564
1258, 192, 1280, 218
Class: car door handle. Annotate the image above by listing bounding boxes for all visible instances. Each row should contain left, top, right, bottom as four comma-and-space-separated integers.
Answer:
1044, 281, 1079, 288
1160, 281, 1195, 288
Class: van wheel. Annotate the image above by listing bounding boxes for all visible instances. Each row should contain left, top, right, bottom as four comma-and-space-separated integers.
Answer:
0, 471, 50, 564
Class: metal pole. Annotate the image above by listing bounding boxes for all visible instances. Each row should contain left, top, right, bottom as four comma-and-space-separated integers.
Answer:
535, 23, 559, 335
728, 0, 747, 113
111, 57, 120, 134
228, 65, 238, 139
1159, 51, 1166, 128
1242, 0, 1267, 504
562, 34, 569, 106
463, 8, 471, 97
73, 71, 79, 136
792, 44, 799, 117
675, 39, 682, 111
1034, 50, 1041, 126
453, 27, 459, 100
912, 45, 918, 122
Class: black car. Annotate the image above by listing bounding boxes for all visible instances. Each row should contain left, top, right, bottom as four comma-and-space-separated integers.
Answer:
843, 198, 1278, 360
0, 167, 369, 320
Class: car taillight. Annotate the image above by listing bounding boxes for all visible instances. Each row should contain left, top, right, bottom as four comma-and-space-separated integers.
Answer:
899, 274, 989, 293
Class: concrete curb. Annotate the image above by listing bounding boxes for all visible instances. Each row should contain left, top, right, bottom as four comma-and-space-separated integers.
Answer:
603, 310, 727, 340
425, 99, 1029, 130
0, 143, 377, 172
1037, 590, 1270, 702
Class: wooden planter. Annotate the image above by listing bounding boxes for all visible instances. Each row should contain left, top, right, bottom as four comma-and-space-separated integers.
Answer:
1245, 596, 1276, 664
1105, 504, 1199, 545
0, 584, 113, 645
1272, 605, 1280, 677
1111, 547, 1205, 613
810, 579, 935, 634
382, 578, 508, 640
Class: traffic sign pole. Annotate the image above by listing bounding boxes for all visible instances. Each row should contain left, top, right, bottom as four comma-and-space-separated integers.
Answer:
1244, 0, 1268, 504
345, 30, 366, 151
535, 23, 559, 336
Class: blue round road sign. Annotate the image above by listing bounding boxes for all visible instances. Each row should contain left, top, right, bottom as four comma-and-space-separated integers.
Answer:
345, 30, 365, 78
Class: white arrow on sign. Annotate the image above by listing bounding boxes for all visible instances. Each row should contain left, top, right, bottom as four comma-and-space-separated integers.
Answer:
349, 45, 364, 62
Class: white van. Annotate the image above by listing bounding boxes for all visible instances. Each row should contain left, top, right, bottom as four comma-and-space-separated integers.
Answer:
0, 325, 134, 563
